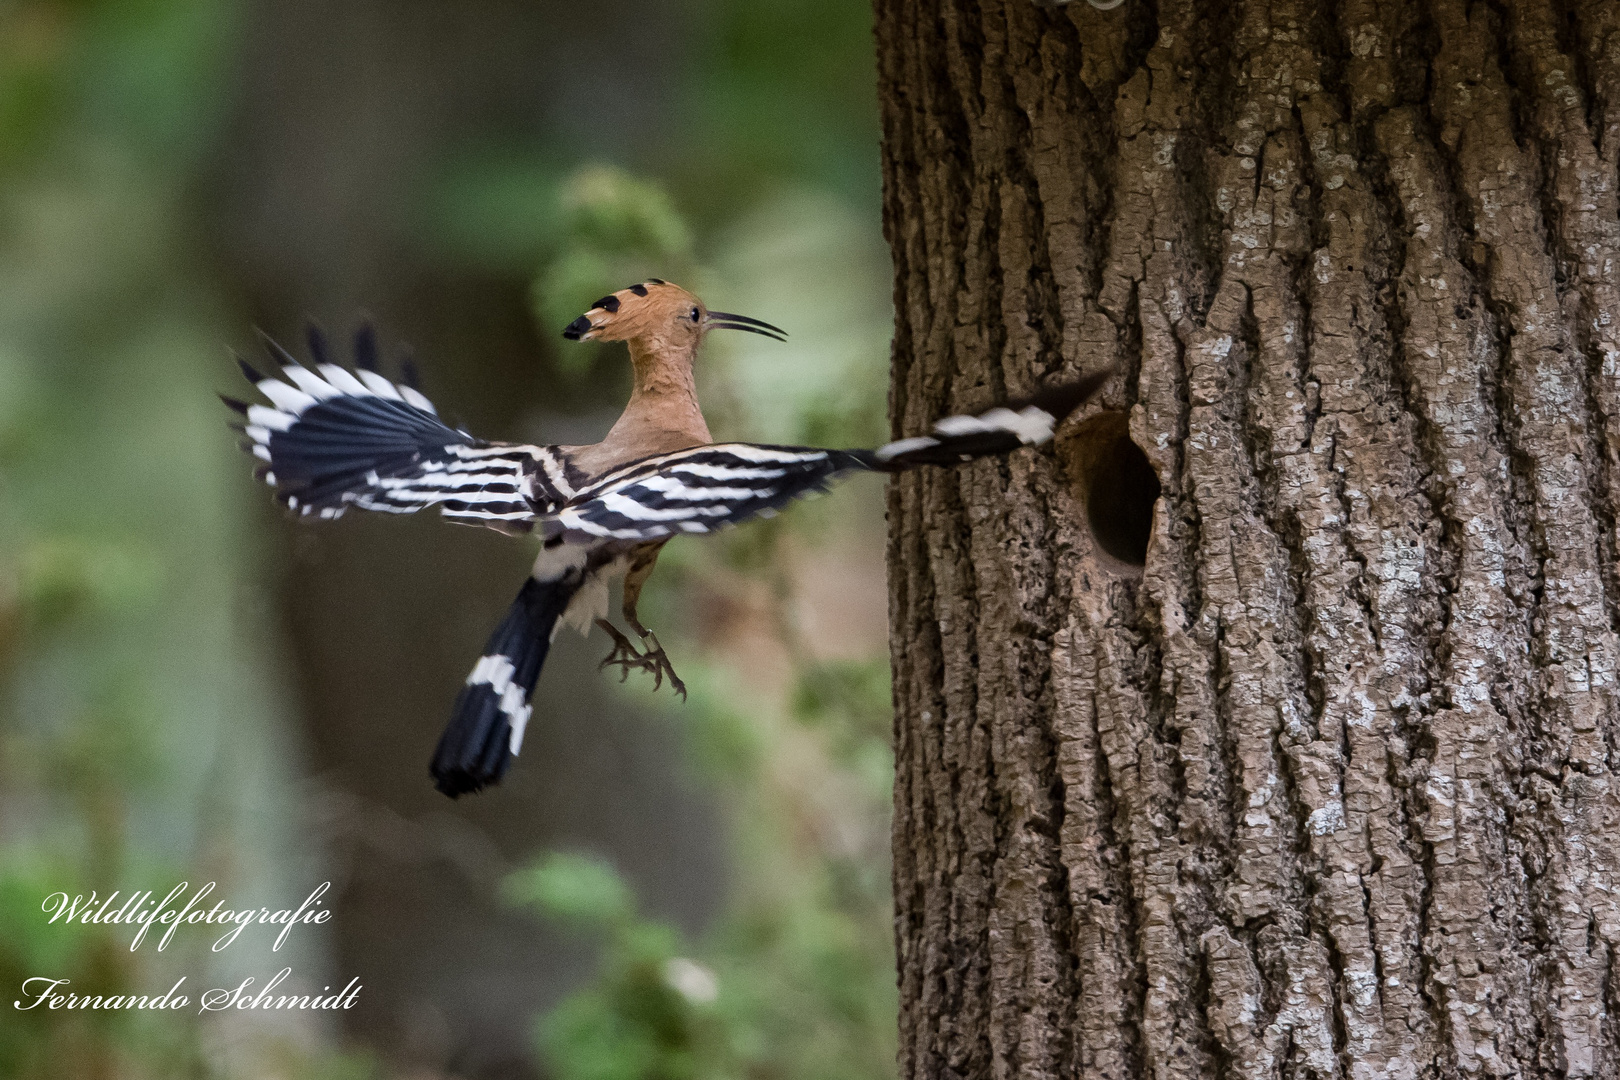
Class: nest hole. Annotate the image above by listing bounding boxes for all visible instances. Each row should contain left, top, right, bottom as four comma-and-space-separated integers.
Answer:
1065, 412, 1160, 567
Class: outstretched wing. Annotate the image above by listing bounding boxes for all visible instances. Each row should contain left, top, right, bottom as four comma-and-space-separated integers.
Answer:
869, 372, 1111, 468
539, 371, 1113, 544
542, 443, 878, 543
223, 326, 583, 532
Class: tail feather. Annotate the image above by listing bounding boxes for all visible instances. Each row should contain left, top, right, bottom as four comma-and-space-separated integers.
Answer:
872, 371, 1110, 470
431, 577, 576, 798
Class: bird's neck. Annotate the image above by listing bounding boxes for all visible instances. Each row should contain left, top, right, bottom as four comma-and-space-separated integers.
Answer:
598, 340, 711, 460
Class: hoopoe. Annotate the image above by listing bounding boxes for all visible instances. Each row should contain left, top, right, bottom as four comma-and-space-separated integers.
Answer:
225, 281, 1108, 797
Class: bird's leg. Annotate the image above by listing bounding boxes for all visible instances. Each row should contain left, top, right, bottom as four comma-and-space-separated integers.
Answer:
620, 542, 686, 700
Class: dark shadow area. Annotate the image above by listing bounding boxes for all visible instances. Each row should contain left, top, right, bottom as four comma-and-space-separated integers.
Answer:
1066, 412, 1160, 566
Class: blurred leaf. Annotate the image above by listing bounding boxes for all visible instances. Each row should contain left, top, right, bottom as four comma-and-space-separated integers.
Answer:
52, 670, 164, 795
282, 1047, 386, 1080
17, 536, 160, 628
792, 657, 890, 722
0, 6, 68, 171
510, 853, 736, 1080
558, 165, 692, 257
678, 672, 766, 782
503, 851, 638, 929
76, 0, 237, 165
0, 854, 95, 978
675, 0, 879, 214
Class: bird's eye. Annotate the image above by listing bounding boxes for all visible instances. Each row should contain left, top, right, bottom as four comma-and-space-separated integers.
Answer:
690, 307, 701, 323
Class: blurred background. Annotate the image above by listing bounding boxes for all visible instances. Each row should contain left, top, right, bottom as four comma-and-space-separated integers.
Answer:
0, 2, 895, 1077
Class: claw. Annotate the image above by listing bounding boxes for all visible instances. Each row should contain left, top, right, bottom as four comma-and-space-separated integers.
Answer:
594, 620, 686, 699
640, 632, 687, 701
596, 619, 648, 683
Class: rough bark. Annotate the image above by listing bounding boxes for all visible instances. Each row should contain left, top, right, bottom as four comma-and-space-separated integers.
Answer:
877, 1, 1620, 1077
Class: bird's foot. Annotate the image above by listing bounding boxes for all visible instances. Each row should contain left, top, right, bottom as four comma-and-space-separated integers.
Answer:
595, 620, 686, 699
596, 619, 650, 682
639, 632, 687, 701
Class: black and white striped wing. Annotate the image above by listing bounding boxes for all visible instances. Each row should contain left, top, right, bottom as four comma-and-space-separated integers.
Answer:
224, 328, 581, 532
541, 443, 877, 543
870, 372, 1111, 468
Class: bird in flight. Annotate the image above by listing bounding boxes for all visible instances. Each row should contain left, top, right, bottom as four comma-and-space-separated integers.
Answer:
224, 280, 1108, 798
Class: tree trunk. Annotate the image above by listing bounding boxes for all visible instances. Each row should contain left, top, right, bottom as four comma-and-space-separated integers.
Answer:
877, 1, 1620, 1077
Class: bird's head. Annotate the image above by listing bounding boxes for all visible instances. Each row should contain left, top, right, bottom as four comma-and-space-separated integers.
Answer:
561, 280, 786, 353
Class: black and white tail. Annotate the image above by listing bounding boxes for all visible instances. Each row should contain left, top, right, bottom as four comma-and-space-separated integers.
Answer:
430, 576, 579, 798
222, 326, 569, 532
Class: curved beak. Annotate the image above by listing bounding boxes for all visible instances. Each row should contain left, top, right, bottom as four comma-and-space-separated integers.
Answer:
705, 311, 788, 342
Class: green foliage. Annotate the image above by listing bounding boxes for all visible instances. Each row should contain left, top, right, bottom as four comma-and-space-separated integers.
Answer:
0, 855, 98, 990
0, 857, 164, 1079
676, 0, 879, 214
0, 2, 373, 1078
667, 668, 766, 784
511, 55, 898, 1060
792, 657, 894, 789
503, 851, 638, 929
509, 836, 897, 1080
15, 535, 161, 629
6, 1, 897, 1078
0, 7, 66, 171
512, 585, 898, 1080
507, 854, 733, 1080
426, 154, 567, 270
556, 165, 694, 262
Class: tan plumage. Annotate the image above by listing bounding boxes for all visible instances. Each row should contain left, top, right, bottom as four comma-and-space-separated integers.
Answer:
560, 280, 718, 475
551, 281, 789, 701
